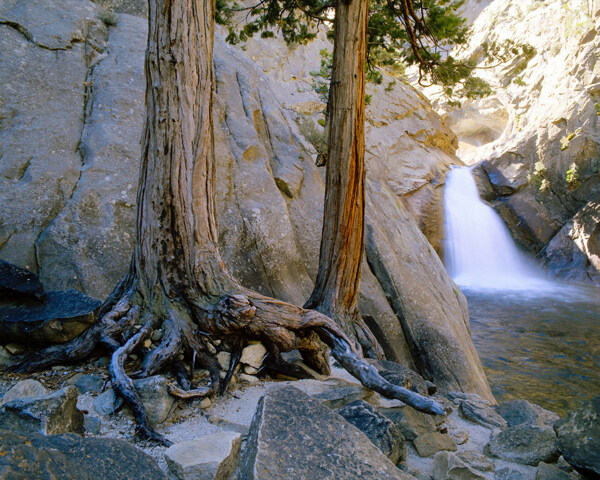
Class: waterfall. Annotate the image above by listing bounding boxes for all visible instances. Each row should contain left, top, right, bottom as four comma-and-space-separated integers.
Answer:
443, 166, 552, 290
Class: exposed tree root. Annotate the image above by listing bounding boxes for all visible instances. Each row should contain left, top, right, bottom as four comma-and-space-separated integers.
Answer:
6, 282, 445, 444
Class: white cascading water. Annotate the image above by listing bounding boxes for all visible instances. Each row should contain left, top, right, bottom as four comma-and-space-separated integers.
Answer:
444, 166, 553, 290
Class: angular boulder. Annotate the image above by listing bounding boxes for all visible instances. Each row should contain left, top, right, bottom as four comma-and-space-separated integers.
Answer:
0, 430, 166, 479
432, 451, 490, 480
1, 379, 47, 405
496, 399, 560, 429
336, 400, 406, 464
0, 386, 84, 436
239, 386, 416, 480
459, 400, 507, 429
413, 433, 458, 458
0, 260, 45, 300
379, 405, 437, 441
554, 395, 600, 478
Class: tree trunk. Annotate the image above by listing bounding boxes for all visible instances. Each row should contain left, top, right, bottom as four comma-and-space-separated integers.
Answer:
9, 0, 445, 443
305, 0, 382, 359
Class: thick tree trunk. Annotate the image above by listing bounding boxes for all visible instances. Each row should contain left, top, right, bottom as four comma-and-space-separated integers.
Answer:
8, 0, 445, 443
305, 0, 382, 359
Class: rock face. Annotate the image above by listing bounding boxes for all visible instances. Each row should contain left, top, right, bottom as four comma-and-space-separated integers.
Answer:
0, 430, 167, 480
554, 394, 600, 478
239, 386, 416, 480
0, 0, 492, 400
428, 0, 600, 284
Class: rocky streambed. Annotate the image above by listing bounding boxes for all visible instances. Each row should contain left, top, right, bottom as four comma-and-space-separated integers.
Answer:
1, 352, 599, 480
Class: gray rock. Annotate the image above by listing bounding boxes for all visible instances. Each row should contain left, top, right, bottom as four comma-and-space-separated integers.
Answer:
459, 400, 507, 429
554, 394, 600, 478
456, 451, 494, 472
486, 425, 560, 466
536, 463, 571, 480
1, 379, 47, 405
0, 429, 166, 479
95, 375, 175, 423
165, 432, 241, 480
448, 392, 490, 406
495, 467, 525, 480
413, 433, 457, 458
66, 373, 105, 394
130, 375, 176, 425
83, 415, 102, 434
336, 400, 406, 464
0, 260, 45, 300
93, 388, 123, 415
496, 399, 560, 429
0, 289, 101, 344
307, 378, 373, 409
379, 405, 438, 441
0, 386, 84, 435
239, 386, 416, 480
432, 451, 490, 480
0, 346, 17, 368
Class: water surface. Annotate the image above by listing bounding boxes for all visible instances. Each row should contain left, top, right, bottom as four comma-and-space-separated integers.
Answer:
465, 285, 600, 416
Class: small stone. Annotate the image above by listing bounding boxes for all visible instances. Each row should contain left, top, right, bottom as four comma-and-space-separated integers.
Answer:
240, 343, 266, 369
456, 450, 495, 472
199, 397, 212, 409
84, 415, 102, 434
337, 400, 406, 464
448, 392, 490, 406
151, 329, 163, 342
4, 343, 26, 355
165, 431, 241, 480
460, 400, 507, 429
206, 343, 217, 355
239, 373, 259, 384
0, 386, 84, 435
130, 375, 176, 425
93, 388, 123, 415
413, 432, 457, 457
486, 425, 560, 466
143, 339, 152, 348
380, 405, 437, 441
1, 379, 47, 405
244, 365, 259, 375
217, 351, 231, 371
95, 356, 110, 367
432, 451, 490, 480
0, 345, 17, 368
536, 462, 572, 480
66, 373, 104, 394
453, 430, 469, 445
213, 340, 221, 346
495, 467, 525, 480
130, 354, 138, 361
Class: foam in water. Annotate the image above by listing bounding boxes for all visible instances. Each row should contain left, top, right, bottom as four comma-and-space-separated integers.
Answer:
443, 166, 554, 290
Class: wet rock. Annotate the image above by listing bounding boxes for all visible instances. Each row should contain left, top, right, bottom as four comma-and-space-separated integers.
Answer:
66, 373, 104, 394
380, 405, 438, 441
536, 462, 571, 480
432, 451, 490, 480
239, 386, 415, 480
1, 379, 47, 405
456, 451, 494, 472
459, 400, 507, 429
554, 394, 600, 478
0, 289, 101, 344
240, 344, 266, 369
83, 415, 101, 434
0, 260, 45, 300
0, 429, 166, 479
496, 399, 560, 429
165, 432, 241, 480
0, 386, 83, 435
413, 433, 457, 458
486, 425, 560, 466
336, 400, 406, 464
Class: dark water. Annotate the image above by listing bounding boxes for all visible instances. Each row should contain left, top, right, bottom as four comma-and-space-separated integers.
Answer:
464, 284, 600, 416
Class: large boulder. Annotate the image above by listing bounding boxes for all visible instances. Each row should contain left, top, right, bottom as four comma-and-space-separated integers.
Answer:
0, 430, 166, 479
0, 0, 492, 400
554, 395, 600, 478
486, 425, 560, 466
239, 386, 416, 480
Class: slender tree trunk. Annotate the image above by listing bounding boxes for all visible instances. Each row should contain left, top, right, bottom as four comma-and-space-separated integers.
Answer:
305, 0, 382, 358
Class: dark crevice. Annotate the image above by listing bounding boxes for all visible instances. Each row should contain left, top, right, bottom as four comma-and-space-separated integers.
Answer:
0, 20, 81, 51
